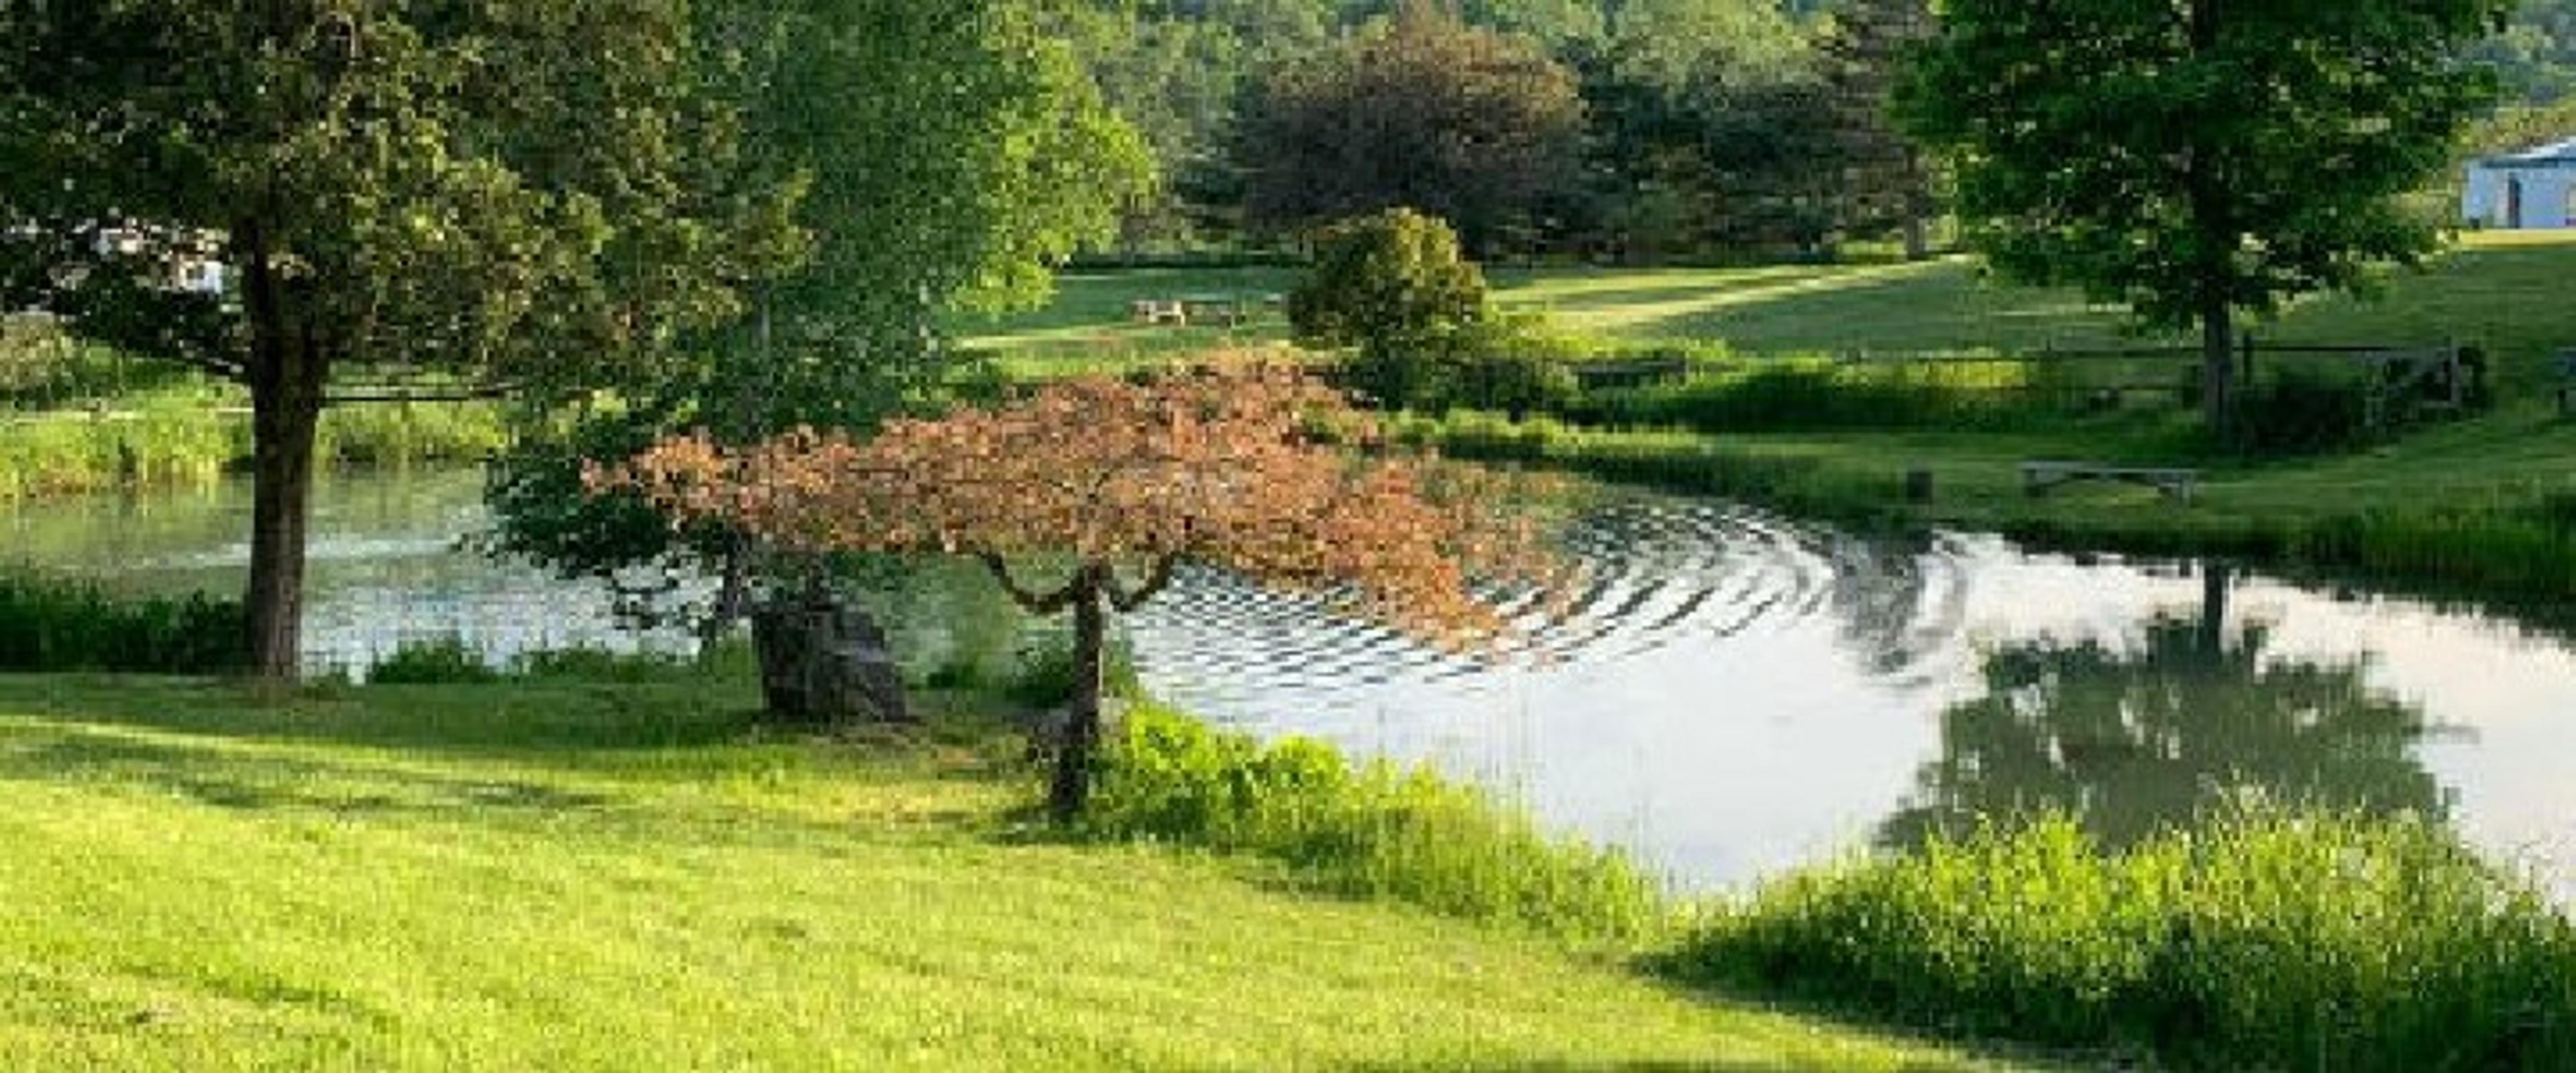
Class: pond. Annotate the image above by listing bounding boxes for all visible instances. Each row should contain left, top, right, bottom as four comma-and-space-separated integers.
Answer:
7, 467, 2575, 895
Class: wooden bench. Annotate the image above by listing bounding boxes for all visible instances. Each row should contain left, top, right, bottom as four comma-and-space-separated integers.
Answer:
1570, 355, 1690, 391
2021, 460, 2200, 504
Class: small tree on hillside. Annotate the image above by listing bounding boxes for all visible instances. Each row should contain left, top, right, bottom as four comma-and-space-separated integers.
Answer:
604, 365, 1545, 820
1289, 209, 1490, 410
1898, 0, 2513, 435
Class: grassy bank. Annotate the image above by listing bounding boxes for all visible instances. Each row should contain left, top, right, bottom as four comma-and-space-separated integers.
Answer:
0, 387, 506, 500
0, 675, 2003, 1070
1405, 406, 2576, 618
1665, 813, 2576, 1072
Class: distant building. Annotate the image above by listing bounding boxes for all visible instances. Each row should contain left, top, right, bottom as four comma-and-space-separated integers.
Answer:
2463, 138, 2576, 230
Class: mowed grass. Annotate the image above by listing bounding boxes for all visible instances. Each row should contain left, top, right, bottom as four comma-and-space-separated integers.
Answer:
972, 232, 2576, 386
0, 676, 2015, 1072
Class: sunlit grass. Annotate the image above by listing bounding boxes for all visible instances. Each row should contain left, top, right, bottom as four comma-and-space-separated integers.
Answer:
0, 677, 2012, 1071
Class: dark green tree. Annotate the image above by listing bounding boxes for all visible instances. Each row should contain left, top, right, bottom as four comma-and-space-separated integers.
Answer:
1897, 0, 2514, 433
1817, 0, 1939, 259
0, 1, 791, 679
1237, 3, 1589, 256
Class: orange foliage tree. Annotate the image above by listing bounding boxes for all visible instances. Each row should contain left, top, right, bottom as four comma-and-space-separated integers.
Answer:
600, 363, 1546, 819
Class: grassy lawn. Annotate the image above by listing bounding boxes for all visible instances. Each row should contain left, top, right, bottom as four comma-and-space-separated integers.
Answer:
972, 232, 2576, 384
0, 675, 2020, 1071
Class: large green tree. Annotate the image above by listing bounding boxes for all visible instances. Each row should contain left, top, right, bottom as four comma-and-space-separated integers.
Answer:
0, 0, 787, 679
489, 0, 1150, 625
1237, 3, 1589, 255
1898, 0, 2512, 432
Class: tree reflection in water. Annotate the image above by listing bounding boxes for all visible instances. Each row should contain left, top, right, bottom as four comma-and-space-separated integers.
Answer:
1884, 565, 2457, 850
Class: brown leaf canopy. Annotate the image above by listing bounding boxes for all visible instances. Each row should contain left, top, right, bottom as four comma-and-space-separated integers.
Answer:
596, 363, 1548, 639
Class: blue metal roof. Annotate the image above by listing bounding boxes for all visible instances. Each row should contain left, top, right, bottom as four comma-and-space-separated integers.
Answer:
2478, 137, 2576, 170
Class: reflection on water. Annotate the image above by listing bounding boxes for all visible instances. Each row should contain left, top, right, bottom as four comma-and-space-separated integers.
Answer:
1881, 567, 2453, 850
6, 471, 2575, 894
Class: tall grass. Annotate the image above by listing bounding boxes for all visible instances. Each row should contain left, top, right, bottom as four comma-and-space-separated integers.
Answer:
1660, 811, 2576, 1072
1, 390, 504, 500
1081, 705, 1671, 946
1564, 356, 2070, 434
0, 573, 246, 674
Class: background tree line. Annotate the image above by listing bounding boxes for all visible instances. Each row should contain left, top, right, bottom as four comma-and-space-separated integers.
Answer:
1058, 0, 2576, 264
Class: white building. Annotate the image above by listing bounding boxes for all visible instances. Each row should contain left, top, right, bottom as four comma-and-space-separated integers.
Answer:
2463, 137, 2576, 230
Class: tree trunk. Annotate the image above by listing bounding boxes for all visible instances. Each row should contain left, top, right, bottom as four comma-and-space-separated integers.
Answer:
2200, 298, 2237, 438
2197, 560, 2232, 661
1049, 571, 1108, 824
245, 369, 323, 681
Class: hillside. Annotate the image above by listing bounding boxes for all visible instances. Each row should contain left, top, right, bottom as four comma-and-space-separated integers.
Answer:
0, 677, 2015, 1071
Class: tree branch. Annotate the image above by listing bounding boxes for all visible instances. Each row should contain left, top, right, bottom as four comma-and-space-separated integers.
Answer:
979, 551, 1086, 615
1106, 555, 1179, 614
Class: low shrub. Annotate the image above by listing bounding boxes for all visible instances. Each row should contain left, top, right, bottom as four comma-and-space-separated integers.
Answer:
0, 573, 247, 674
1083, 705, 1670, 945
368, 636, 746, 686
997, 630, 1140, 710
1660, 810, 2576, 1072
367, 636, 503, 685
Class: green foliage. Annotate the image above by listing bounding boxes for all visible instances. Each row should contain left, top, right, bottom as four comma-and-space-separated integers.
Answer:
1083, 705, 1670, 945
368, 636, 747, 687
1663, 811, 2576, 1072
0, 392, 504, 502
1898, 0, 2511, 336
1290, 209, 1504, 410
1566, 357, 2054, 433
996, 631, 1140, 711
1292, 214, 1489, 353
494, 0, 1151, 584
367, 638, 504, 686
1238, 5, 1589, 254
0, 574, 246, 675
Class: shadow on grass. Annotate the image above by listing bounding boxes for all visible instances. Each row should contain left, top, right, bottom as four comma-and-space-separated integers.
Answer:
1345, 1057, 2018, 1073
0, 720, 612, 816
0, 676, 763, 757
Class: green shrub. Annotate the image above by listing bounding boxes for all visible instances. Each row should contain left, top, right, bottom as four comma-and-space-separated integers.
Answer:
368, 636, 503, 685
1083, 705, 1670, 945
1291, 209, 1491, 411
1661, 810, 2576, 1072
999, 630, 1139, 710
0, 573, 247, 674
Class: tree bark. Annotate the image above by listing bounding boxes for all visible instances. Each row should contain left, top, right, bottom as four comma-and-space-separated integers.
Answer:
2200, 296, 2237, 438
1049, 569, 1108, 824
244, 357, 324, 681
240, 222, 328, 683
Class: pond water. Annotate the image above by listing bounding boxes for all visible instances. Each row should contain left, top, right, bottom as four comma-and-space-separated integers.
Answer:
8, 467, 2576, 895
